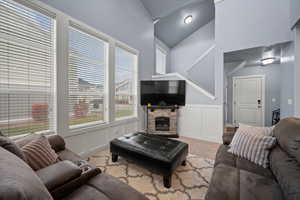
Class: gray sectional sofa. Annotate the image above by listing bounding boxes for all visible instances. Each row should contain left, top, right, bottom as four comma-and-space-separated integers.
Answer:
206, 118, 300, 200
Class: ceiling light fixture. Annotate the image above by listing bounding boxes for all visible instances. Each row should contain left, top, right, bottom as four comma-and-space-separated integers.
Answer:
184, 15, 193, 24
261, 57, 275, 66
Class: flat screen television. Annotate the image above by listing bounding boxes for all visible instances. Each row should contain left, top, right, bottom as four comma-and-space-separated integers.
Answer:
140, 80, 186, 106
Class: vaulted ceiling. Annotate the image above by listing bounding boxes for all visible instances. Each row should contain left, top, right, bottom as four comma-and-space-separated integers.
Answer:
140, 0, 215, 48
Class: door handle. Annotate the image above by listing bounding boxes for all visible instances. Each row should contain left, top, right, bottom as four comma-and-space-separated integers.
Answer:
257, 99, 261, 105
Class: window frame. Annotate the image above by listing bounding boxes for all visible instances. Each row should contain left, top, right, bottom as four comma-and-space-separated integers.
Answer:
4, 0, 140, 138
114, 43, 139, 121
0, 0, 57, 137
68, 22, 110, 130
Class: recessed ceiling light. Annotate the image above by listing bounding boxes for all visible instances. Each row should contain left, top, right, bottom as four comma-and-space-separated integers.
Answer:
261, 57, 275, 66
184, 15, 193, 24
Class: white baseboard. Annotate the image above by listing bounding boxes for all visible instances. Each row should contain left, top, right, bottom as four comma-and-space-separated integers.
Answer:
79, 144, 109, 159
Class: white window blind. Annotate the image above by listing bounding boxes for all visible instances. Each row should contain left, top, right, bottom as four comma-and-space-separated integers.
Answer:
0, 0, 55, 136
156, 47, 166, 74
68, 27, 107, 127
115, 47, 137, 119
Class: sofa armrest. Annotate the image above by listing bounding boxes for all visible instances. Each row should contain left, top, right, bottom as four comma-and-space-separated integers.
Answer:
222, 131, 236, 145
36, 160, 82, 191
47, 135, 66, 152
51, 166, 101, 199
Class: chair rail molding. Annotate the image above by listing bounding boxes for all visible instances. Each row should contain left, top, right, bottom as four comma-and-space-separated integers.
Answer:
152, 73, 217, 100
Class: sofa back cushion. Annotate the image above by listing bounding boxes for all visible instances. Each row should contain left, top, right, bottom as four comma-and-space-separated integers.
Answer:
0, 136, 27, 162
0, 147, 53, 200
273, 118, 300, 163
270, 146, 300, 200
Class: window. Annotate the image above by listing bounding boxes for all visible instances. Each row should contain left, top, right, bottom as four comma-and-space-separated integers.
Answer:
68, 26, 108, 127
156, 46, 166, 74
115, 47, 137, 119
0, 0, 56, 136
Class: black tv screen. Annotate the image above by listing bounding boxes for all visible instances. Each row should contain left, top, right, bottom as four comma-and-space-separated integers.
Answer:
140, 80, 186, 106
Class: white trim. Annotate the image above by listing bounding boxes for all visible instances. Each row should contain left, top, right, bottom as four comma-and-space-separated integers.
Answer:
214, 0, 225, 4
232, 75, 266, 127
66, 117, 139, 138
186, 45, 216, 74
152, 73, 217, 100
79, 144, 109, 159
184, 104, 222, 109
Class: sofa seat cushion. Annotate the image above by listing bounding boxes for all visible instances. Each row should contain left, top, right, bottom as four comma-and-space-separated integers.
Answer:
236, 157, 274, 179
206, 164, 239, 200
0, 147, 53, 200
87, 173, 149, 200
206, 164, 284, 200
239, 168, 284, 200
63, 185, 110, 200
270, 146, 300, 200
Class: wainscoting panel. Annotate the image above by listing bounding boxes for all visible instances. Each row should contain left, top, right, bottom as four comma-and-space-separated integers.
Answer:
178, 104, 223, 143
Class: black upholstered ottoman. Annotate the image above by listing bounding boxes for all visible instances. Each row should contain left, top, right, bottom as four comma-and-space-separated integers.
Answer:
110, 132, 188, 188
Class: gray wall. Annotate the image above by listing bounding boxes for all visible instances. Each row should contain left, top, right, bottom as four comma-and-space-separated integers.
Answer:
170, 20, 215, 75
169, 20, 216, 104
215, 0, 292, 53
226, 65, 281, 126
155, 38, 171, 73
187, 48, 215, 95
40, 0, 155, 80
290, 0, 300, 28
214, 0, 293, 112
280, 43, 295, 118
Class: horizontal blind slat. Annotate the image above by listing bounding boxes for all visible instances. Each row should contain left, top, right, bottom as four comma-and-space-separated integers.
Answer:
0, 0, 55, 136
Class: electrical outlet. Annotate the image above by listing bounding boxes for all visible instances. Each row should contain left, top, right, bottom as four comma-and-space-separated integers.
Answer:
288, 99, 293, 105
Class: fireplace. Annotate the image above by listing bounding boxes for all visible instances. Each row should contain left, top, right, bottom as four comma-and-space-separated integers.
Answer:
147, 107, 178, 137
155, 117, 170, 131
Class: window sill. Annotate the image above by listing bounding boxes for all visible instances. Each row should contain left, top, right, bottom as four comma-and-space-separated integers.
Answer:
65, 117, 139, 138
10, 130, 55, 141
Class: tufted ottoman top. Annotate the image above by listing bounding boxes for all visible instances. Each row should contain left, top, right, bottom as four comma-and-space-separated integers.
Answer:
110, 132, 188, 163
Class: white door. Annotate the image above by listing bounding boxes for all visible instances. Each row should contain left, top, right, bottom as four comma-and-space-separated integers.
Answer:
233, 76, 265, 127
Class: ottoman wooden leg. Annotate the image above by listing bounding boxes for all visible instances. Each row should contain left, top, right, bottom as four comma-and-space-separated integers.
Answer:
182, 160, 187, 166
163, 174, 172, 188
112, 154, 118, 162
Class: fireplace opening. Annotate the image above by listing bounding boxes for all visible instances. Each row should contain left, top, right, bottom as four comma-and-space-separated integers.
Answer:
155, 117, 170, 131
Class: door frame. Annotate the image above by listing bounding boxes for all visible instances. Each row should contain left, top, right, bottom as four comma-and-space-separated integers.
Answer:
232, 75, 266, 127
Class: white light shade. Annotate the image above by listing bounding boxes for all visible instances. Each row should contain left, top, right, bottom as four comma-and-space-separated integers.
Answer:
261, 57, 275, 66
184, 15, 193, 24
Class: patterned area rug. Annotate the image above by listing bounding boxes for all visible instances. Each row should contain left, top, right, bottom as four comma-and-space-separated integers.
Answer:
89, 150, 214, 200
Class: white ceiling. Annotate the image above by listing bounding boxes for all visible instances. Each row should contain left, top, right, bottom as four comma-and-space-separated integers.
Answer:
140, 0, 215, 48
